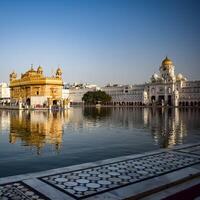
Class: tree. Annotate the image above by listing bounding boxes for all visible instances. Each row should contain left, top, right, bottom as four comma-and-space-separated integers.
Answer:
82, 91, 112, 104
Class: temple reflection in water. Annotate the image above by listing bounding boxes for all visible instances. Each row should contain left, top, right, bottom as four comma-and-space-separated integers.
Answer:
100, 107, 188, 147
8, 110, 69, 154
0, 107, 199, 154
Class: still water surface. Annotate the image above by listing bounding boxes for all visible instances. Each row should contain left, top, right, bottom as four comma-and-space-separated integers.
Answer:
0, 107, 200, 177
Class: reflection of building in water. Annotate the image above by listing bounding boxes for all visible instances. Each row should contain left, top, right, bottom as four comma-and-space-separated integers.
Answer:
9, 110, 67, 154
99, 107, 188, 147
83, 107, 112, 120
65, 107, 112, 129
107, 107, 149, 129
148, 108, 187, 147
0, 111, 10, 131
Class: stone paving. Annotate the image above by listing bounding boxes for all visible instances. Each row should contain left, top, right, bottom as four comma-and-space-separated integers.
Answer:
40, 152, 200, 199
0, 182, 49, 200
1, 143, 200, 200
175, 144, 200, 156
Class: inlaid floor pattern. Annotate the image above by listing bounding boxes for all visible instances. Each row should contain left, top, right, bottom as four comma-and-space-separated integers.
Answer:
0, 181, 49, 200
41, 152, 200, 199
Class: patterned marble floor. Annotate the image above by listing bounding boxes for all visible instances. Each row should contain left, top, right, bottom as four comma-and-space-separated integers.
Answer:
0, 182, 49, 200
40, 152, 200, 199
175, 144, 200, 156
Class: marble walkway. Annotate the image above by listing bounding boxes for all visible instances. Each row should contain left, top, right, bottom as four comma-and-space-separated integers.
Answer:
1, 143, 200, 200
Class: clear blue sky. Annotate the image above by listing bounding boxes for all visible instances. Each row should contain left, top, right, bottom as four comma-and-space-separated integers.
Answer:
0, 0, 199, 85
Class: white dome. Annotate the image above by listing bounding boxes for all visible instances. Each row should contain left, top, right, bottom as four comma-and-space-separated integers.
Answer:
183, 77, 187, 81
153, 73, 159, 79
177, 73, 183, 80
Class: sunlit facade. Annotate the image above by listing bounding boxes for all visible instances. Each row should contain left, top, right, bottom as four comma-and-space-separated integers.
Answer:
9, 66, 69, 109
102, 57, 200, 107
65, 83, 99, 105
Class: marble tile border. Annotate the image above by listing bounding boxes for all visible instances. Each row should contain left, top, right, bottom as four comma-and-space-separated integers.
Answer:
141, 175, 200, 200
1, 143, 200, 185
1, 143, 200, 200
106, 166, 200, 200
0, 148, 169, 185
23, 178, 75, 200
173, 144, 200, 156
39, 152, 200, 199
0, 181, 50, 200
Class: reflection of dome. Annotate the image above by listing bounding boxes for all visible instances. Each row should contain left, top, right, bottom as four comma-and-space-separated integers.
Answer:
162, 56, 173, 66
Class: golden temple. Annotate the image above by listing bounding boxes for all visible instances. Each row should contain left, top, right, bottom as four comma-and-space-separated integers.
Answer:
9, 66, 67, 109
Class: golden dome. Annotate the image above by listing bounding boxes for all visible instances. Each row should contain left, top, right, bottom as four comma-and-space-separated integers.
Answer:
10, 71, 17, 79
37, 65, 42, 70
162, 56, 173, 66
37, 66, 43, 74
57, 67, 62, 72
56, 67, 62, 75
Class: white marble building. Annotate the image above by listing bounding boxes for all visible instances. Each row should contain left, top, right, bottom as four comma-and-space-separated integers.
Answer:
102, 57, 200, 106
102, 84, 148, 106
0, 82, 10, 102
64, 83, 99, 105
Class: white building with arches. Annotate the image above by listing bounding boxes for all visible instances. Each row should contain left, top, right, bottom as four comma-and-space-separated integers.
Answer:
102, 57, 200, 107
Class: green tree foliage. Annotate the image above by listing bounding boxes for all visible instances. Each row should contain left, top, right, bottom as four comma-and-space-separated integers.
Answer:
82, 91, 112, 104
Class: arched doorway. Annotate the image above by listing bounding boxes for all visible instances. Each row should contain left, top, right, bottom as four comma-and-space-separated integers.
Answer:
168, 95, 172, 106
151, 96, 155, 102
158, 95, 165, 105
53, 100, 58, 105
190, 102, 194, 106
26, 98, 31, 106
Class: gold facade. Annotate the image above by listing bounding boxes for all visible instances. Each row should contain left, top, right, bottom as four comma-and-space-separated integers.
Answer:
9, 66, 63, 107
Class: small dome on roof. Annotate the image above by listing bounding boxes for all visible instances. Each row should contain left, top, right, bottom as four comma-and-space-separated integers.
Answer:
56, 67, 62, 74
56, 67, 62, 78
37, 65, 43, 71
176, 73, 183, 80
162, 56, 173, 66
57, 67, 62, 72
153, 73, 159, 79
37, 66, 43, 74
10, 71, 17, 78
